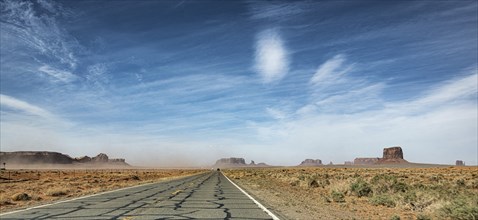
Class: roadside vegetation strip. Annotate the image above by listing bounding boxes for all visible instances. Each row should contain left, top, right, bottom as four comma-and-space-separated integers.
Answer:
222, 172, 281, 220
0, 181, 158, 216
0, 172, 207, 216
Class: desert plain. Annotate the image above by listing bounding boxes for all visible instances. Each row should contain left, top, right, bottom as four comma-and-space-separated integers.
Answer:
1, 166, 477, 220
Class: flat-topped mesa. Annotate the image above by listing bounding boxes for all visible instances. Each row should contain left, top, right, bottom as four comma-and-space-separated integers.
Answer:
382, 146, 404, 159
378, 146, 408, 164
456, 160, 465, 166
0, 151, 74, 164
0, 151, 129, 166
298, 159, 322, 166
214, 157, 270, 168
354, 157, 380, 165
215, 157, 246, 167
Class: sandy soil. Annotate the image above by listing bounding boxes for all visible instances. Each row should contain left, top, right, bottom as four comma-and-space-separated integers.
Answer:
0, 168, 206, 213
223, 166, 478, 220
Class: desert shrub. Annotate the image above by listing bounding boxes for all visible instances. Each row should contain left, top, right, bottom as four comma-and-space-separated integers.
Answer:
455, 179, 465, 187
416, 214, 431, 220
331, 190, 345, 203
131, 175, 140, 180
390, 215, 400, 220
392, 181, 408, 193
46, 188, 68, 197
0, 199, 14, 206
438, 197, 478, 220
11, 193, 31, 201
309, 180, 319, 188
371, 174, 408, 193
350, 178, 372, 197
370, 194, 396, 207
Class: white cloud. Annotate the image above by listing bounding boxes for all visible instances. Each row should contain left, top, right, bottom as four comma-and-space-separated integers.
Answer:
253, 71, 478, 165
1, 0, 80, 69
38, 65, 77, 82
386, 71, 478, 114
248, 2, 307, 20
266, 107, 287, 120
0, 94, 52, 118
254, 29, 289, 83
310, 54, 353, 85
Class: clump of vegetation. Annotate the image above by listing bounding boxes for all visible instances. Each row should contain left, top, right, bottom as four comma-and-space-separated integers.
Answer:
371, 174, 408, 193
370, 194, 396, 207
416, 213, 431, 220
330, 190, 345, 203
438, 197, 478, 220
390, 215, 400, 220
46, 188, 69, 197
350, 178, 372, 197
11, 193, 31, 201
309, 179, 319, 188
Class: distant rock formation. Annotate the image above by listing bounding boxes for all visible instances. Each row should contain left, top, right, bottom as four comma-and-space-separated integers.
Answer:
75, 156, 91, 163
92, 153, 109, 163
0, 151, 129, 166
214, 157, 269, 168
0, 151, 74, 164
298, 159, 322, 166
377, 146, 408, 164
344, 161, 353, 165
354, 157, 380, 165
456, 160, 465, 166
354, 146, 408, 165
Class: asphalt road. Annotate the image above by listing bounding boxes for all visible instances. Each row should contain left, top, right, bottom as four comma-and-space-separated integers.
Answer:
0, 171, 276, 220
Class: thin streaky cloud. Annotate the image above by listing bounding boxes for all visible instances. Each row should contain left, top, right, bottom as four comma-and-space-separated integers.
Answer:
0, 94, 52, 118
38, 65, 77, 83
310, 54, 352, 85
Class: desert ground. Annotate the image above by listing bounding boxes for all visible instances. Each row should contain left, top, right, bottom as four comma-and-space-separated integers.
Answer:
223, 166, 478, 220
1, 166, 477, 219
0, 168, 206, 213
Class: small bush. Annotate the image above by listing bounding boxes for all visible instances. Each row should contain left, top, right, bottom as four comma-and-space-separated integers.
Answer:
331, 190, 345, 203
390, 215, 400, 220
47, 188, 68, 197
11, 193, 31, 201
309, 180, 319, 188
416, 214, 431, 220
350, 178, 372, 197
439, 198, 478, 220
370, 194, 396, 207
456, 179, 465, 187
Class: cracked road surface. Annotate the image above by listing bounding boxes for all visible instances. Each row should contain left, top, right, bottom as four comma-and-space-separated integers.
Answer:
0, 171, 274, 220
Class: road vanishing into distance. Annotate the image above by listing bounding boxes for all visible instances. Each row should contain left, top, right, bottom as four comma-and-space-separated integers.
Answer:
1, 171, 278, 220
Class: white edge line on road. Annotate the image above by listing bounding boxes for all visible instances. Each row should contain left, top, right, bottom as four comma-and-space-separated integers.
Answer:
0, 180, 159, 216
223, 173, 281, 220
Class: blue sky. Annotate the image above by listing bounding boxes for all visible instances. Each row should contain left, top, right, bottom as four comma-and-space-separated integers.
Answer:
1, 0, 477, 166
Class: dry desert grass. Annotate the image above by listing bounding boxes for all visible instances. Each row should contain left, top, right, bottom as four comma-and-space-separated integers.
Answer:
223, 166, 478, 220
0, 168, 206, 213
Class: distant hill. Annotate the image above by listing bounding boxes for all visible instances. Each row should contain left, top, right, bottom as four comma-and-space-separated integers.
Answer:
214, 157, 270, 168
298, 159, 322, 166
0, 151, 129, 167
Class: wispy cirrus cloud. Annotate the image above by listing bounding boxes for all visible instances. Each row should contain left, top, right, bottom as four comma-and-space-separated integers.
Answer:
38, 65, 77, 83
0, 94, 52, 118
248, 1, 308, 20
254, 29, 289, 83
1, 0, 80, 77
310, 54, 354, 85
253, 68, 477, 165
